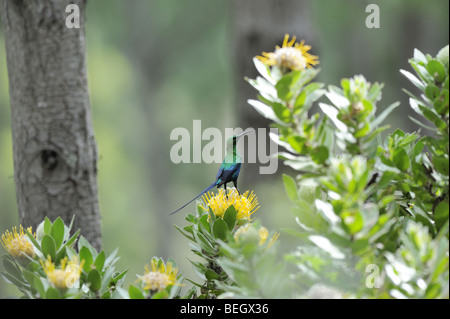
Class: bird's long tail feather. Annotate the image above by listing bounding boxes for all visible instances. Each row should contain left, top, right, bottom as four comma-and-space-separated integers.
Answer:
169, 183, 216, 215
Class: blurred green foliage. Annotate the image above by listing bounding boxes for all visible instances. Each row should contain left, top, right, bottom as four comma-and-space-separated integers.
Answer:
1, 217, 127, 299
0, 0, 448, 297
242, 38, 448, 298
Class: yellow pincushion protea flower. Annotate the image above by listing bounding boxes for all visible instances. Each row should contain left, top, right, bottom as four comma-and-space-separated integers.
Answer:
201, 188, 259, 220
257, 34, 319, 71
1, 225, 36, 260
138, 258, 178, 292
40, 255, 84, 290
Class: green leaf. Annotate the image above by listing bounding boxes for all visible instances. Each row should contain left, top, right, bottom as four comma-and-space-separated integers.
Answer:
223, 206, 237, 231
43, 217, 52, 235
67, 215, 76, 233
315, 199, 340, 226
248, 99, 287, 126
78, 236, 98, 259
173, 224, 195, 241
205, 269, 220, 281
434, 90, 449, 115
186, 213, 197, 223
418, 103, 447, 129
65, 246, 78, 261
193, 231, 215, 255
23, 268, 38, 286
413, 48, 428, 64
294, 91, 306, 112
432, 155, 449, 175
94, 250, 106, 271
113, 268, 128, 282
436, 45, 449, 68
182, 286, 197, 299
427, 60, 446, 83
392, 148, 410, 171
308, 235, 345, 259
212, 218, 228, 241
33, 276, 46, 298
435, 201, 449, 230
152, 290, 169, 299
272, 102, 292, 123
412, 62, 435, 85
128, 285, 145, 299
389, 129, 419, 149
100, 267, 115, 293
368, 82, 384, 102
87, 269, 102, 292
372, 101, 400, 128
360, 203, 379, 234
342, 211, 364, 235
325, 90, 349, 109
319, 102, 348, 132
412, 138, 426, 157
1, 272, 27, 290
341, 78, 350, 93
253, 57, 275, 84
409, 116, 437, 131
276, 71, 300, 101
41, 235, 57, 260
167, 256, 178, 269
65, 229, 80, 248
359, 100, 374, 119
287, 135, 308, 154
354, 122, 370, 138
310, 146, 329, 164
55, 246, 67, 265
45, 287, 61, 299
104, 247, 120, 267
26, 230, 41, 251
50, 217, 65, 250
294, 82, 325, 114
25, 260, 40, 275
199, 214, 211, 235
425, 84, 441, 100
79, 246, 94, 273
282, 174, 298, 202
2, 255, 23, 281
208, 207, 216, 224
400, 69, 425, 91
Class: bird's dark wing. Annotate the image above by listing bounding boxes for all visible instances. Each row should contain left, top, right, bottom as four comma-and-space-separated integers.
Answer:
215, 162, 241, 187
215, 165, 225, 180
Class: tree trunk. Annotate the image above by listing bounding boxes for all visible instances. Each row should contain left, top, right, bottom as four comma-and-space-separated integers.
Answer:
1, 0, 101, 250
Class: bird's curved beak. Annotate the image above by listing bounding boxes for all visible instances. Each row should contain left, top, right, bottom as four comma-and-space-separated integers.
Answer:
236, 128, 254, 139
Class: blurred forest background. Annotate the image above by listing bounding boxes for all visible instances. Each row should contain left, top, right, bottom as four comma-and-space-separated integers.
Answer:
0, 0, 448, 297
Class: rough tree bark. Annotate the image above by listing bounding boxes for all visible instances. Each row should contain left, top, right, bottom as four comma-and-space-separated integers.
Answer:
0, 0, 101, 250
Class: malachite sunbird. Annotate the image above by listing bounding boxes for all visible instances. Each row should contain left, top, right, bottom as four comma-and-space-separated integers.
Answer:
169, 129, 254, 215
